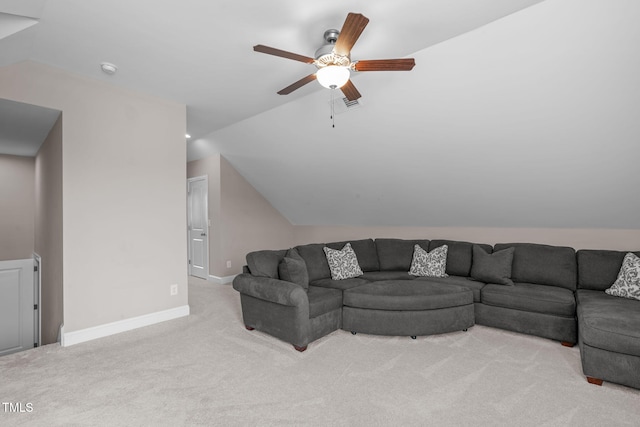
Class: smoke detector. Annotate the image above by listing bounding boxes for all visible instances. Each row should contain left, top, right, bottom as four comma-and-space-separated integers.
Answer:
100, 62, 118, 75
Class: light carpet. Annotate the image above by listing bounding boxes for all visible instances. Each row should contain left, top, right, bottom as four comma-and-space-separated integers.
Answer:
1, 277, 639, 426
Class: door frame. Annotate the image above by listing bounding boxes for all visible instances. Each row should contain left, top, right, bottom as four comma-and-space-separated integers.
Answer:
187, 175, 209, 278
33, 253, 41, 347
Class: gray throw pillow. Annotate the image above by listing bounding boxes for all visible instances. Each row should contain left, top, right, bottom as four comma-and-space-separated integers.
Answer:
278, 248, 309, 291
471, 245, 515, 286
246, 249, 287, 278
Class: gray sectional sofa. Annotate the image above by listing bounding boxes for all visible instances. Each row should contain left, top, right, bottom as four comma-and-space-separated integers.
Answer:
576, 250, 640, 389
232, 238, 640, 390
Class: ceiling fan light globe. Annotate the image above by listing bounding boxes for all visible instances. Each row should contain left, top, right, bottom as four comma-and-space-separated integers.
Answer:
316, 66, 350, 89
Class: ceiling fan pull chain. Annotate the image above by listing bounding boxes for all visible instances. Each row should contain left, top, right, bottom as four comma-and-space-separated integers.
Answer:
330, 89, 335, 128
329, 90, 336, 127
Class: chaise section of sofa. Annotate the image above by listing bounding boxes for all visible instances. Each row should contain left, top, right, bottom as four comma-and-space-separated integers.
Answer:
475, 243, 577, 345
576, 249, 640, 388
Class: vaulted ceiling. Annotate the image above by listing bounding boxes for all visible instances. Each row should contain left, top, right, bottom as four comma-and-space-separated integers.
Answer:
2, 0, 639, 229
189, 0, 640, 229
1, 0, 542, 140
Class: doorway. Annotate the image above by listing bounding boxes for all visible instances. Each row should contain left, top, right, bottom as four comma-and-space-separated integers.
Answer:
187, 175, 209, 279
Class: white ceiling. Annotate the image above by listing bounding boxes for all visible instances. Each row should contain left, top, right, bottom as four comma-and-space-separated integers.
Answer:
0, 12, 38, 40
0, 0, 543, 141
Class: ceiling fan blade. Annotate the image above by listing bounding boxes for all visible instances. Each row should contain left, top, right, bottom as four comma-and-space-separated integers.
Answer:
253, 45, 315, 64
354, 58, 416, 72
334, 13, 370, 57
340, 79, 362, 101
277, 74, 317, 95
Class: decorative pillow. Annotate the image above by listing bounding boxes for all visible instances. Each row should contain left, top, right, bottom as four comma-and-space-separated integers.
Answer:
409, 244, 448, 277
605, 252, 640, 301
278, 248, 309, 291
323, 243, 363, 280
470, 245, 515, 286
246, 249, 287, 279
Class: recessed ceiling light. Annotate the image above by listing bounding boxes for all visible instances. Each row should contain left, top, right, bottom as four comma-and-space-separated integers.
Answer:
100, 62, 118, 75
185, 134, 191, 139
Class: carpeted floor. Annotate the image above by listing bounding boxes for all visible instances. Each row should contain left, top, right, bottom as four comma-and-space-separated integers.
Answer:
1, 277, 639, 426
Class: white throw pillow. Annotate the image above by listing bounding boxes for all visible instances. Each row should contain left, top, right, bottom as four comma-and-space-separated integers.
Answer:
323, 243, 363, 280
605, 252, 640, 301
409, 244, 449, 278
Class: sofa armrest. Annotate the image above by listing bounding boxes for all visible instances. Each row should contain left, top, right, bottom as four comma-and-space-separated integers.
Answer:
232, 274, 308, 307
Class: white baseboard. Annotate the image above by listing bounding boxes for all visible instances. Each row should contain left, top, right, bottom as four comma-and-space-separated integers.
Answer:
208, 274, 237, 285
61, 305, 190, 347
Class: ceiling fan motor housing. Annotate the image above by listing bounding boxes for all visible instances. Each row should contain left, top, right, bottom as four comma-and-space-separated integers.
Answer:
323, 29, 340, 43
315, 29, 350, 68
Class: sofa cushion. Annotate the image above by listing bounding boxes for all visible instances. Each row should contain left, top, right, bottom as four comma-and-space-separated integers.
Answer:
326, 239, 379, 272
429, 240, 492, 277
470, 245, 515, 286
415, 275, 484, 302
307, 286, 343, 319
343, 280, 473, 311
375, 238, 430, 271
481, 283, 576, 317
360, 271, 417, 281
295, 243, 331, 282
246, 249, 288, 279
494, 243, 577, 290
577, 249, 640, 291
278, 248, 309, 291
605, 252, 640, 301
410, 244, 448, 278
310, 277, 370, 291
323, 243, 363, 280
577, 289, 640, 356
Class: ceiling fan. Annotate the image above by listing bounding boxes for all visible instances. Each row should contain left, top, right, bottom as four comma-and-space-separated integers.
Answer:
254, 12, 416, 102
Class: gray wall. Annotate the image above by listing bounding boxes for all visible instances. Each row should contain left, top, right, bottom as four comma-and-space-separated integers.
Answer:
0, 61, 188, 335
187, 155, 294, 277
35, 114, 63, 344
0, 154, 34, 260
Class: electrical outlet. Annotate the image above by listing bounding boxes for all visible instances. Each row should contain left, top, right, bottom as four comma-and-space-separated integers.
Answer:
226, 260, 232, 269
170, 284, 178, 296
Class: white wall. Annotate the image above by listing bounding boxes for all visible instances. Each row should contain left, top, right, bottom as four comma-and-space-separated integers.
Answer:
0, 61, 188, 335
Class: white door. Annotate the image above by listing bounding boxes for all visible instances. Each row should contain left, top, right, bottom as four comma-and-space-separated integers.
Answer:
0, 259, 35, 357
187, 176, 209, 279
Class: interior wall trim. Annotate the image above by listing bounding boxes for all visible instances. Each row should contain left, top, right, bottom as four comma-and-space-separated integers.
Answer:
61, 305, 190, 347
208, 274, 237, 285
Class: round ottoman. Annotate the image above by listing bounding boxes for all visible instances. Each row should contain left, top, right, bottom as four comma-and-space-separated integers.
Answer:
342, 280, 474, 338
